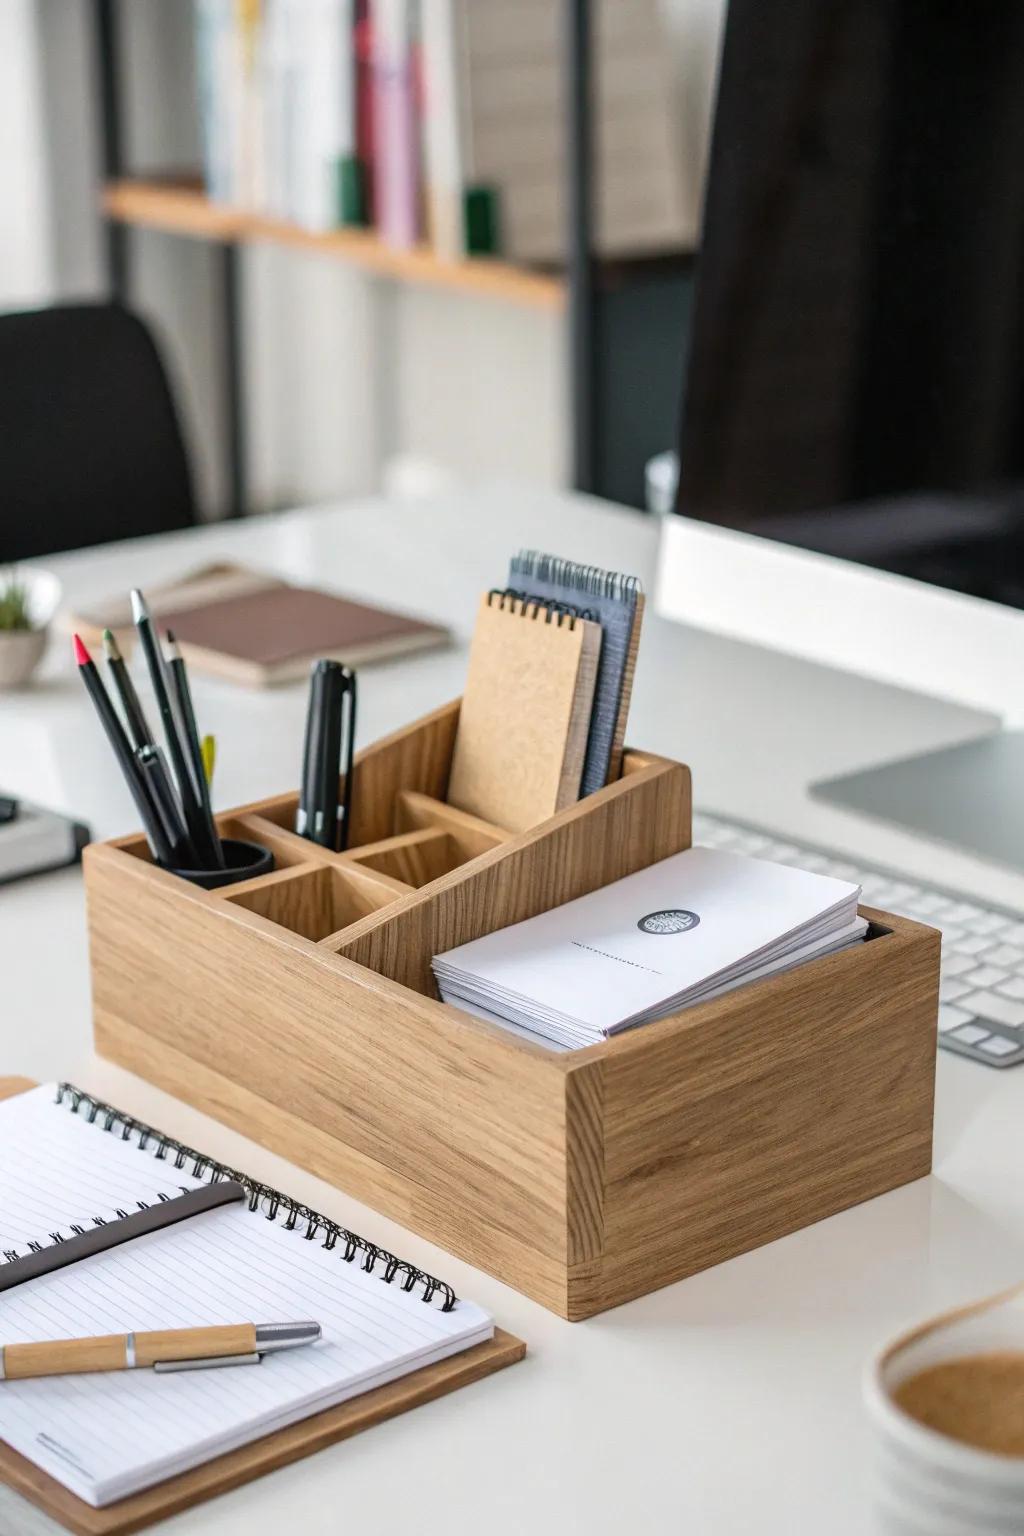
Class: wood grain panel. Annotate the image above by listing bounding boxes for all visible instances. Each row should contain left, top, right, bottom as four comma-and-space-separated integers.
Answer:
591, 914, 938, 1314
223, 865, 399, 942
394, 791, 512, 859
348, 829, 461, 888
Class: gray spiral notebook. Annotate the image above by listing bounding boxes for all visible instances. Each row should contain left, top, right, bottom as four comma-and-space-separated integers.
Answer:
508, 552, 644, 794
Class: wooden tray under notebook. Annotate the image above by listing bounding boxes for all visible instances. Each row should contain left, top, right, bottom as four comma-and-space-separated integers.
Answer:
0, 1078, 525, 1536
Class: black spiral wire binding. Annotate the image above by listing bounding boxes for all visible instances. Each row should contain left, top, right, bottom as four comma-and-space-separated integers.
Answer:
487, 587, 597, 627
509, 551, 642, 604
0, 1181, 193, 1266
50, 1084, 457, 1311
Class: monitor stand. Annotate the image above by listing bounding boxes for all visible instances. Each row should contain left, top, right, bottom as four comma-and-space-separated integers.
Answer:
812, 730, 1024, 872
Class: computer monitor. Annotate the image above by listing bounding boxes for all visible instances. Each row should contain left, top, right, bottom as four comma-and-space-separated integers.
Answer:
656, 0, 1024, 866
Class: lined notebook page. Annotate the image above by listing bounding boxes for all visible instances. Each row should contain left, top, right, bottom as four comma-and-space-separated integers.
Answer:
0, 1086, 204, 1256
0, 1088, 492, 1506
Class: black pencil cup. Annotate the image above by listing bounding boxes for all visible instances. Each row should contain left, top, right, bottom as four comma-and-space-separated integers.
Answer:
169, 837, 274, 890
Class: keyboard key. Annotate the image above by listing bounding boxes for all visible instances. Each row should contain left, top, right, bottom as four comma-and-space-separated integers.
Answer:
901, 906, 943, 926
881, 882, 922, 906
960, 990, 1024, 1029
938, 924, 966, 947
962, 966, 1010, 990
912, 894, 955, 917
981, 944, 1024, 969
978, 1034, 1020, 1058
942, 953, 978, 978
996, 922, 1024, 947
950, 1023, 991, 1045
951, 934, 993, 957
938, 1004, 974, 1033
997, 977, 1024, 1001
944, 901, 986, 923
940, 979, 972, 1003
965, 914, 1006, 936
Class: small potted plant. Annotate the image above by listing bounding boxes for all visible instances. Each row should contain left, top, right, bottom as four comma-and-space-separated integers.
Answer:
0, 566, 60, 689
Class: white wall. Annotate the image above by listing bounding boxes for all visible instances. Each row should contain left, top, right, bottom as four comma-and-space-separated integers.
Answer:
17, 0, 724, 517
0, 0, 53, 305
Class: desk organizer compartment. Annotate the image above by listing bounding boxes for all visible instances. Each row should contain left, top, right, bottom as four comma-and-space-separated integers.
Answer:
86, 699, 940, 1320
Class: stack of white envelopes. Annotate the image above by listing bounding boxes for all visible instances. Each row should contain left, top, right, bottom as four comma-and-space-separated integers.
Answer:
433, 845, 867, 1051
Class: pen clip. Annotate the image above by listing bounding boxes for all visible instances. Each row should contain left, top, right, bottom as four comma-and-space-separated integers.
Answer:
153, 1352, 263, 1374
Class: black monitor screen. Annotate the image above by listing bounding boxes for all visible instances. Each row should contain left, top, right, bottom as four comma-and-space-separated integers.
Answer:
675, 0, 1024, 608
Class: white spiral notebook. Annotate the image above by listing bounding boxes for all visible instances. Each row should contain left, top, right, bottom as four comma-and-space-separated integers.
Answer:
0, 1084, 495, 1509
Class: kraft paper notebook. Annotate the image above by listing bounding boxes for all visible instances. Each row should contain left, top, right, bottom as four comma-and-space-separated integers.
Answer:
0, 1079, 523, 1536
446, 591, 602, 833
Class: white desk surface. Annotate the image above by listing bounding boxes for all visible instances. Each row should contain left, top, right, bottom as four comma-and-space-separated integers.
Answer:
3, 485, 1023, 1536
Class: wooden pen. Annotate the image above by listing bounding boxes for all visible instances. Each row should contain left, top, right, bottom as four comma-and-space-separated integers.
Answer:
0, 1321, 321, 1380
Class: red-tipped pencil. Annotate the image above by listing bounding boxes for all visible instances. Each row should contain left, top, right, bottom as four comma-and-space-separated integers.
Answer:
73, 634, 171, 864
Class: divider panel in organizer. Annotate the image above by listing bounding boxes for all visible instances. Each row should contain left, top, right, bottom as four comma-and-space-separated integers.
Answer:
346, 829, 466, 888
394, 791, 512, 860
221, 861, 407, 943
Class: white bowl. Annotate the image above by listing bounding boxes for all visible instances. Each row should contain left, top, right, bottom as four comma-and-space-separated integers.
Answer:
865, 1283, 1024, 1535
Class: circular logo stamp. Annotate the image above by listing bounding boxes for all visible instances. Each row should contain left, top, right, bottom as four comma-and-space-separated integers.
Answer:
637, 909, 700, 935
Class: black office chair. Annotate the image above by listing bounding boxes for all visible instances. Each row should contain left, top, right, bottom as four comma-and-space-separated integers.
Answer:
0, 303, 199, 561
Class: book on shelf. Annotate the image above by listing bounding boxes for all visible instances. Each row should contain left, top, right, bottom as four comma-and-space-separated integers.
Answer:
192, 0, 690, 260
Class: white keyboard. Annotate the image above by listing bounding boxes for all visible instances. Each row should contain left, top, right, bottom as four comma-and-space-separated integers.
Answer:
693, 810, 1024, 1068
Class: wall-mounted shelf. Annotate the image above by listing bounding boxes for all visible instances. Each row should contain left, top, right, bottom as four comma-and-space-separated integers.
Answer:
102, 178, 565, 311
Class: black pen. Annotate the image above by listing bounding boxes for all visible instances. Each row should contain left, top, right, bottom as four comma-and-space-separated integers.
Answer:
297, 663, 327, 840
296, 662, 356, 851
338, 668, 356, 852
137, 745, 196, 868
165, 631, 225, 869
73, 634, 170, 864
130, 589, 218, 870
102, 628, 153, 751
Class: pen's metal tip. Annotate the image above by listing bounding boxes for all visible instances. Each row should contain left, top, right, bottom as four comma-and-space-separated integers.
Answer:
254, 1321, 322, 1352
129, 589, 147, 623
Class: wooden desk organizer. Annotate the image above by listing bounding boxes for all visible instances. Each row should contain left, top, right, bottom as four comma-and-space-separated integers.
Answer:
85, 699, 940, 1320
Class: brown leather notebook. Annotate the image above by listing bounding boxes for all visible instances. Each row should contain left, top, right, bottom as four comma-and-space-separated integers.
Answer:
66, 565, 449, 687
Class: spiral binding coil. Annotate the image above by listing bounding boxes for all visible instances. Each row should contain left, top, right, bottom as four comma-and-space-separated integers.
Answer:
509, 551, 641, 604
487, 587, 596, 627
27, 1084, 457, 1311
1, 1184, 193, 1266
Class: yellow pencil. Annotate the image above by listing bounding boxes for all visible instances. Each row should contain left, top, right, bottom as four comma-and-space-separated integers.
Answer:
201, 734, 216, 788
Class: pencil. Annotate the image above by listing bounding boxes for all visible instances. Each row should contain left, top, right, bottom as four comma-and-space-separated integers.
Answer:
101, 628, 153, 751
166, 632, 224, 869
130, 589, 220, 870
73, 634, 170, 865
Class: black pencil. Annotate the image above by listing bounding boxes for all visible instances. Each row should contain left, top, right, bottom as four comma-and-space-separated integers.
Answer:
101, 628, 153, 751
165, 632, 225, 869
73, 634, 171, 865
130, 588, 219, 870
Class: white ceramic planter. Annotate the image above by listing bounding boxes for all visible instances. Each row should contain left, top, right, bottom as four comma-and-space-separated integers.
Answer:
0, 567, 61, 690
0, 628, 47, 688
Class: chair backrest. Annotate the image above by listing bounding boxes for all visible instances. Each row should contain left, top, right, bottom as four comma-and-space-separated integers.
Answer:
0, 303, 198, 562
